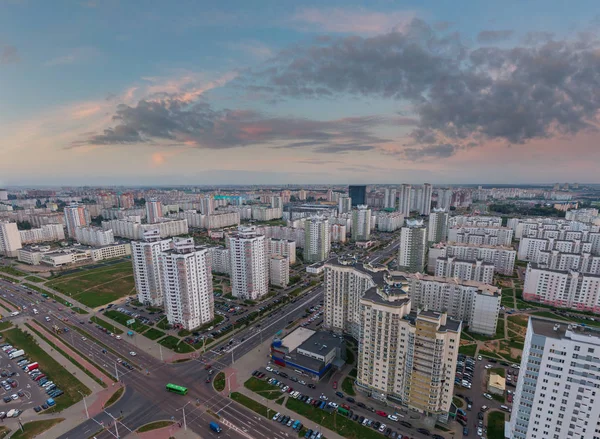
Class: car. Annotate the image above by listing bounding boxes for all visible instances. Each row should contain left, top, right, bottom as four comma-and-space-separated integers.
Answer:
33, 407, 41, 413
484, 364, 492, 369
399, 421, 412, 428
463, 427, 469, 436
319, 395, 328, 400
2, 397, 10, 403
266, 366, 273, 372
417, 428, 430, 435
483, 393, 493, 400
335, 391, 344, 398
10, 394, 17, 400
17, 391, 24, 397
129, 351, 137, 356
272, 412, 281, 421
205, 378, 211, 383
346, 397, 355, 403
477, 427, 483, 436
81, 337, 86, 341
387, 415, 398, 421
287, 418, 294, 427
307, 384, 316, 389
378, 424, 387, 432
333, 381, 337, 389
376, 410, 387, 417
432, 435, 445, 439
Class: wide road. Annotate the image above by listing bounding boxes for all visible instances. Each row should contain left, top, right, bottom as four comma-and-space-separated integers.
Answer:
0, 278, 322, 439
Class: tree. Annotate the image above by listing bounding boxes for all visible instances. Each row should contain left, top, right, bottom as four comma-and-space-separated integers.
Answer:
91, 215, 105, 226
134, 198, 146, 206
16, 220, 32, 230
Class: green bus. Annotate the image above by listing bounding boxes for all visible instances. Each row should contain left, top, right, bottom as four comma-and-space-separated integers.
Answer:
41, 294, 48, 298
166, 383, 188, 395
337, 407, 349, 416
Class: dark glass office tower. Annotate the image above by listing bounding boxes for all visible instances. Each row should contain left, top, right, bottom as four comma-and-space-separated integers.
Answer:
348, 185, 366, 206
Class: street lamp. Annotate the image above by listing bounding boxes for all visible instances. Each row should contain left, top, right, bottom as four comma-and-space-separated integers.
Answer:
77, 390, 89, 419
176, 401, 192, 430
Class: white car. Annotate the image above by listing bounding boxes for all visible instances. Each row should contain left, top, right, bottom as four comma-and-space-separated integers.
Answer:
378, 424, 386, 432
387, 415, 398, 421
512, 364, 520, 369
266, 366, 273, 372
485, 364, 492, 369
129, 351, 137, 356
477, 355, 482, 361
483, 393, 493, 400
477, 427, 483, 436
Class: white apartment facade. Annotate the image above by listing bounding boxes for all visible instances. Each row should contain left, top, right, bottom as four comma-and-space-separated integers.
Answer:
161, 238, 214, 330
384, 188, 397, 209
449, 215, 502, 228
207, 246, 230, 274
448, 226, 514, 246
19, 224, 65, 244
0, 221, 22, 257
75, 226, 115, 246
269, 255, 289, 287
398, 184, 412, 216
266, 238, 296, 265
434, 257, 495, 284
429, 242, 516, 276
352, 205, 371, 241
376, 211, 404, 232
131, 233, 173, 306
330, 223, 347, 243
229, 227, 269, 300
428, 209, 449, 243
523, 263, 600, 312
304, 216, 330, 263
509, 318, 600, 439
146, 199, 162, 224
398, 221, 427, 273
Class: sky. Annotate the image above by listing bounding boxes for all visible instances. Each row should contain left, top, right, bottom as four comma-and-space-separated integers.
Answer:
2, 0, 600, 186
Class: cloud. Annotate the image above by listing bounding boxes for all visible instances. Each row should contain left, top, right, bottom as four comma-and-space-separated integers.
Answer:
249, 19, 600, 158
477, 30, 514, 43
74, 95, 395, 154
0, 45, 19, 65
291, 7, 415, 34
403, 144, 457, 161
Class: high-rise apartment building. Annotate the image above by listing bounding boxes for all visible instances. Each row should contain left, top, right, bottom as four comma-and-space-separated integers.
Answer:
119, 193, 134, 209
435, 257, 495, 284
398, 220, 427, 272
229, 227, 269, 300
160, 238, 214, 330
269, 255, 289, 287
348, 185, 367, 207
448, 226, 514, 247
357, 289, 460, 420
304, 216, 331, 263
266, 238, 296, 265
200, 197, 214, 215
429, 242, 516, 276
19, 224, 65, 244
64, 203, 89, 237
0, 221, 22, 257
146, 199, 163, 224
509, 318, 600, 439
131, 230, 172, 306
384, 188, 397, 209
376, 212, 405, 232
270, 196, 283, 209
398, 184, 412, 216
352, 205, 371, 241
338, 197, 352, 214
419, 183, 432, 215
428, 209, 449, 243
75, 227, 115, 246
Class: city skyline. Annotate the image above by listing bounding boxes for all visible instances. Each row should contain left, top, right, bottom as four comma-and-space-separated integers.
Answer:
3, 1, 600, 185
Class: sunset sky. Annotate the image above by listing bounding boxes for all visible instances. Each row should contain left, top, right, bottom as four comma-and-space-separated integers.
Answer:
2, 0, 600, 186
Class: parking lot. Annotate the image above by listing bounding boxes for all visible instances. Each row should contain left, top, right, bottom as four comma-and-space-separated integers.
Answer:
453, 354, 517, 437
0, 342, 62, 417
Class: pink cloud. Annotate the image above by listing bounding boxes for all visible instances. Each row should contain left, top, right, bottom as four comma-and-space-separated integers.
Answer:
292, 7, 415, 34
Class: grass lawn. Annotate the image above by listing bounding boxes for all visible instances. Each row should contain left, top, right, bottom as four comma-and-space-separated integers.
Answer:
479, 349, 504, 360
137, 421, 174, 433
244, 377, 282, 400
458, 344, 477, 357
104, 310, 149, 332
487, 411, 506, 439
159, 335, 195, 353
214, 372, 226, 391
231, 392, 274, 418
490, 367, 506, 378
348, 368, 358, 378
496, 317, 505, 338
104, 387, 124, 408
286, 397, 386, 439
0, 274, 20, 283
0, 426, 8, 438
156, 318, 171, 330
143, 328, 166, 340
3, 328, 90, 412
0, 322, 12, 331
24, 275, 45, 283
453, 396, 464, 408
46, 262, 135, 308
0, 266, 27, 277
508, 315, 529, 327
91, 316, 124, 334
10, 419, 64, 439
342, 377, 356, 396
345, 349, 355, 365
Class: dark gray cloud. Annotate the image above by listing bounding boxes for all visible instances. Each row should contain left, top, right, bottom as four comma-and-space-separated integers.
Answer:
74, 98, 393, 154
248, 19, 600, 159
0, 45, 19, 65
477, 30, 513, 43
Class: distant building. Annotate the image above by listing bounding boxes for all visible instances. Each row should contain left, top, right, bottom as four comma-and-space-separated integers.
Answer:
267, 238, 296, 265
427, 209, 448, 243
304, 216, 330, 263
352, 205, 371, 241
75, 226, 114, 247
19, 224, 65, 244
269, 255, 289, 287
338, 197, 352, 214
131, 230, 173, 306
64, 204, 89, 237
419, 183, 432, 215
435, 257, 495, 284
146, 199, 162, 224
207, 246, 230, 274
398, 220, 427, 273
384, 188, 397, 209
348, 185, 366, 207
398, 184, 412, 216
0, 221, 22, 257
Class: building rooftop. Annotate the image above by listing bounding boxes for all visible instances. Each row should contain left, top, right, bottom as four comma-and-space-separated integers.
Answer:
437, 256, 495, 266
410, 272, 501, 295
361, 286, 410, 306
530, 316, 600, 344
296, 331, 344, 355
281, 328, 315, 353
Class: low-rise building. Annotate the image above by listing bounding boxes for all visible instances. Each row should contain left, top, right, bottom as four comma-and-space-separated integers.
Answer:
487, 373, 505, 395
269, 255, 289, 287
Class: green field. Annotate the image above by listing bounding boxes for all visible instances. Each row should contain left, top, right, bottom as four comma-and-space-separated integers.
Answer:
91, 316, 124, 334
143, 328, 166, 340
159, 335, 195, 353
46, 262, 135, 308
104, 310, 149, 332
10, 419, 64, 439
0, 266, 27, 277
214, 372, 226, 391
487, 411, 506, 439
244, 377, 281, 399
459, 344, 477, 356
24, 275, 46, 283
2, 328, 89, 412
342, 377, 356, 396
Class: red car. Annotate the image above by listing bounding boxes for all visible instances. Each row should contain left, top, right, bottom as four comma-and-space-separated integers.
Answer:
205, 364, 212, 370
333, 381, 337, 389
376, 410, 387, 417
341, 404, 350, 410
